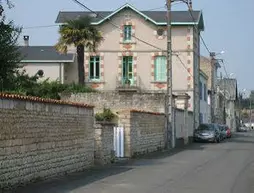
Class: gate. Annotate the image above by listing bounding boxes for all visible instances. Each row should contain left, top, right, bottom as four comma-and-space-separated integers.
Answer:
113, 126, 124, 158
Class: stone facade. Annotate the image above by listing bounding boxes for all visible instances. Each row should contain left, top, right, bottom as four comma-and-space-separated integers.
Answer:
0, 97, 94, 190
94, 123, 114, 165
118, 110, 165, 157
62, 92, 166, 113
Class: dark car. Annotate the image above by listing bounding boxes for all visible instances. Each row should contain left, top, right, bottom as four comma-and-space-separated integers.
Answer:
221, 125, 232, 138
217, 124, 227, 140
194, 123, 221, 143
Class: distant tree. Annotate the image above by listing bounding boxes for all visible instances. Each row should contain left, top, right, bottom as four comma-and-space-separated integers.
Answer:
0, 0, 14, 16
56, 16, 103, 85
0, 17, 22, 90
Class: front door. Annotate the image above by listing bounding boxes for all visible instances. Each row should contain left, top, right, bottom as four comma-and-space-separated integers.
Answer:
122, 56, 133, 85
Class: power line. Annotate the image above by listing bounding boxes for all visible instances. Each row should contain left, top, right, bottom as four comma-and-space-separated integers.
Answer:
23, 24, 60, 29
221, 60, 229, 78
71, 0, 164, 51
174, 54, 193, 78
184, 4, 211, 54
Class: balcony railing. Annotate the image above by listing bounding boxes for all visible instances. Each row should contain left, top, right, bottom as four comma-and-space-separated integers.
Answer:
115, 76, 141, 92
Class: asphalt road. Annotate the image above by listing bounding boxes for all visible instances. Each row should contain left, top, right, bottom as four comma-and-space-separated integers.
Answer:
16, 131, 254, 193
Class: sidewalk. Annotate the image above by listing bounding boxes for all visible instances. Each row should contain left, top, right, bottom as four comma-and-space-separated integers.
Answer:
11, 144, 202, 193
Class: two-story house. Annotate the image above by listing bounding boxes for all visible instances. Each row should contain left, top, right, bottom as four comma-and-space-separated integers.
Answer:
56, 3, 204, 129
199, 70, 209, 123
217, 78, 238, 131
200, 56, 221, 123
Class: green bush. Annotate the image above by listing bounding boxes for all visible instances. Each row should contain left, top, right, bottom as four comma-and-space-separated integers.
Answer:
3, 70, 95, 99
95, 108, 116, 122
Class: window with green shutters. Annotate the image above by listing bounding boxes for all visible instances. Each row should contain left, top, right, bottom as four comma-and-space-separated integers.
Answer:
89, 56, 100, 80
124, 25, 132, 41
154, 56, 167, 81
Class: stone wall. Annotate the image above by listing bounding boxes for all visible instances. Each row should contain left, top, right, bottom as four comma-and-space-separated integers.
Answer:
94, 123, 114, 165
61, 92, 166, 113
118, 110, 165, 157
0, 95, 94, 190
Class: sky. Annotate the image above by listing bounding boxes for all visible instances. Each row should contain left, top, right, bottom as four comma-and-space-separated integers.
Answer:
3, 0, 254, 91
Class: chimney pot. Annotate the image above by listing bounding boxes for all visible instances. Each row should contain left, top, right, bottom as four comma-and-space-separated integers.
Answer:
24, 35, 29, 46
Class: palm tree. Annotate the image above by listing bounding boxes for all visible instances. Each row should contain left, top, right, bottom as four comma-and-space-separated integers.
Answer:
56, 16, 103, 85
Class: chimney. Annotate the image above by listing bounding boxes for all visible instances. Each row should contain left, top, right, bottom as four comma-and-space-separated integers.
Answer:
24, 35, 29, 46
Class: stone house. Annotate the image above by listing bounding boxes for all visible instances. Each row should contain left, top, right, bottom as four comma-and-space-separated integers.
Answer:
56, 3, 205, 129
199, 70, 209, 123
217, 78, 238, 131
200, 56, 221, 123
19, 43, 75, 83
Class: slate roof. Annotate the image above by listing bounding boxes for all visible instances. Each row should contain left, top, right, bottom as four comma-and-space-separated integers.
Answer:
217, 78, 238, 101
19, 46, 74, 62
55, 4, 203, 29
56, 10, 201, 24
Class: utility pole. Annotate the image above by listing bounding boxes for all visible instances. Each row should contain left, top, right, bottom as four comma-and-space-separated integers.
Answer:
210, 52, 216, 123
249, 95, 252, 128
166, 0, 174, 149
223, 77, 226, 124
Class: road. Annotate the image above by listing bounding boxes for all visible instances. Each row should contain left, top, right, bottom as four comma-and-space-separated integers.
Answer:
16, 132, 254, 193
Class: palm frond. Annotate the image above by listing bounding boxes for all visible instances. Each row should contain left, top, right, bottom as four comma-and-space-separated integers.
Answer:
55, 38, 68, 54
57, 16, 103, 52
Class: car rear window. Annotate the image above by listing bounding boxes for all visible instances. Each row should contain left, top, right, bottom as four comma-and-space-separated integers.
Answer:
197, 124, 214, 131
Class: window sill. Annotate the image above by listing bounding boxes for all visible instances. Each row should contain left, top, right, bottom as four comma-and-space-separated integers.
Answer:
87, 80, 105, 84
120, 41, 136, 44
151, 81, 167, 84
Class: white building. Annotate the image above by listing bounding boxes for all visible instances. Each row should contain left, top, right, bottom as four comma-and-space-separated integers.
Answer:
19, 37, 75, 83
199, 70, 210, 123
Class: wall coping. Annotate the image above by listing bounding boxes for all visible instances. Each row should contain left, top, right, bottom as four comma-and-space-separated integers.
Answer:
130, 109, 164, 115
0, 93, 94, 108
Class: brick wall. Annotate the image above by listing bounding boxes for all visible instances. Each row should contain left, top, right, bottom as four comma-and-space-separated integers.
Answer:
61, 92, 166, 113
94, 123, 114, 165
0, 96, 94, 190
118, 110, 165, 157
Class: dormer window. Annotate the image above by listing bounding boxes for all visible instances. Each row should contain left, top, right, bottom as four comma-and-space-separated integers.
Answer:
124, 25, 132, 41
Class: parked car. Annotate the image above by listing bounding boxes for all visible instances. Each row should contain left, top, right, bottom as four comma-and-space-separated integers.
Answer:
217, 124, 227, 140
194, 123, 221, 143
222, 125, 232, 138
238, 126, 248, 132
219, 125, 231, 139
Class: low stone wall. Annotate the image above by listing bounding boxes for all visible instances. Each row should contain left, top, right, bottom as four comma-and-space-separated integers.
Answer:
61, 92, 166, 113
94, 123, 114, 165
118, 110, 165, 157
0, 94, 94, 190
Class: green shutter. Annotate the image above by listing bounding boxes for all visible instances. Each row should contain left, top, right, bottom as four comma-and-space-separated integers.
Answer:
155, 56, 166, 81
